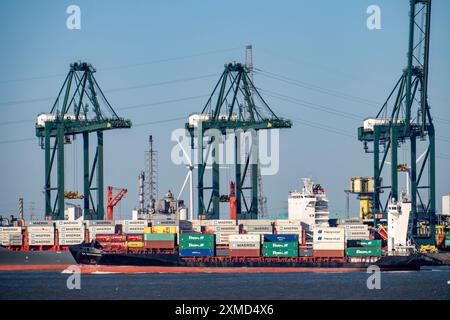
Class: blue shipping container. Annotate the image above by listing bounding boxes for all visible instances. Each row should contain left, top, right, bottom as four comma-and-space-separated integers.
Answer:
263, 234, 299, 242
179, 249, 215, 257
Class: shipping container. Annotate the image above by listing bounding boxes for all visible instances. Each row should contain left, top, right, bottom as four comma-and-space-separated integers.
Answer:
229, 242, 260, 249
59, 239, 84, 245
84, 220, 114, 226
144, 241, 175, 249
264, 234, 299, 242
263, 242, 298, 250
110, 241, 126, 248
229, 234, 260, 242
122, 220, 147, 226
346, 239, 382, 247
111, 235, 126, 242
179, 234, 215, 242
123, 226, 145, 234
151, 226, 177, 234
126, 241, 144, 248
238, 220, 274, 226
314, 227, 345, 242
29, 239, 55, 246
228, 249, 260, 257
179, 241, 214, 249
144, 233, 176, 241
151, 220, 178, 226
244, 225, 273, 232
212, 220, 236, 226
0, 227, 22, 233
313, 242, 345, 250
262, 249, 298, 257
27, 221, 53, 226
274, 220, 301, 226
277, 225, 302, 232
29, 233, 54, 239
95, 235, 112, 242
179, 249, 215, 257
55, 220, 83, 227
27, 226, 54, 233
346, 248, 382, 257
57, 226, 84, 233
313, 250, 345, 258
126, 234, 144, 241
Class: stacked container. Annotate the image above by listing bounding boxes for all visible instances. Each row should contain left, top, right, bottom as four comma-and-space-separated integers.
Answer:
179, 234, 215, 257
205, 220, 238, 246
229, 234, 261, 257
95, 234, 126, 249
262, 234, 298, 257
274, 220, 302, 245
144, 233, 176, 249
239, 220, 274, 240
27, 221, 55, 246
313, 227, 345, 257
55, 220, 84, 246
85, 220, 115, 242
0, 227, 23, 246
121, 220, 146, 234
346, 239, 383, 257
343, 224, 370, 240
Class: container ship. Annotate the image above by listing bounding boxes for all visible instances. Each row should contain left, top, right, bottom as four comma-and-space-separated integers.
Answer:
0, 217, 443, 272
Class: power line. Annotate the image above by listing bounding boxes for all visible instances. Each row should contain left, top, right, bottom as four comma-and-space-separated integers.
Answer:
0, 46, 242, 85
0, 72, 218, 107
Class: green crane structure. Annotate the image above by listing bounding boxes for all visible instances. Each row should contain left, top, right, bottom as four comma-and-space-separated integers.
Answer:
186, 62, 291, 220
358, 0, 435, 244
35, 62, 131, 220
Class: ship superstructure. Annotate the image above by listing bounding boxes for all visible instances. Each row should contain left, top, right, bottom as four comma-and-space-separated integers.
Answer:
288, 178, 329, 228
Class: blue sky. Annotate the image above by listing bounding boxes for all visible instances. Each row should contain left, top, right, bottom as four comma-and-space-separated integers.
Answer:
0, 0, 449, 220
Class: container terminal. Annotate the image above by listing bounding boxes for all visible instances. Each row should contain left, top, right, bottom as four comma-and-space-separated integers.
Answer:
0, 0, 449, 272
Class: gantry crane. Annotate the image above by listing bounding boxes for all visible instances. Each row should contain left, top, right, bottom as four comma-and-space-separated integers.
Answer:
107, 186, 128, 221
186, 62, 291, 220
358, 0, 435, 244
35, 62, 131, 220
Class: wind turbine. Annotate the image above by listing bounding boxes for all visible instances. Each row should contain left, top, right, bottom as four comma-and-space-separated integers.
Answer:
384, 150, 427, 200
176, 140, 194, 221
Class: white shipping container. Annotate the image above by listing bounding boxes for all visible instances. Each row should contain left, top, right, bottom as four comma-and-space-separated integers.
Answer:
212, 220, 236, 226
229, 234, 260, 242
278, 225, 302, 232
29, 233, 54, 239
59, 233, 84, 239
84, 220, 115, 227
55, 220, 83, 227
0, 227, 22, 233
275, 220, 301, 226
27, 226, 54, 233
27, 221, 53, 226
122, 220, 147, 226
29, 239, 54, 246
59, 238, 84, 245
244, 225, 272, 232
57, 226, 85, 233
89, 226, 115, 234
123, 226, 145, 234
238, 220, 274, 226
229, 242, 260, 249
342, 224, 368, 231
314, 227, 345, 243
313, 242, 345, 250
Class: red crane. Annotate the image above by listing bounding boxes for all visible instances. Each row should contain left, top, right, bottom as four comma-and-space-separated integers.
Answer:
107, 186, 128, 220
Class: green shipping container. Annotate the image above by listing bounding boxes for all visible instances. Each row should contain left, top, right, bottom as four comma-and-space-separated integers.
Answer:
445, 234, 450, 240
179, 234, 215, 243
346, 248, 382, 257
144, 234, 176, 241
179, 241, 215, 250
263, 242, 298, 250
262, 249, 298, 257
346, 239, 382, 247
